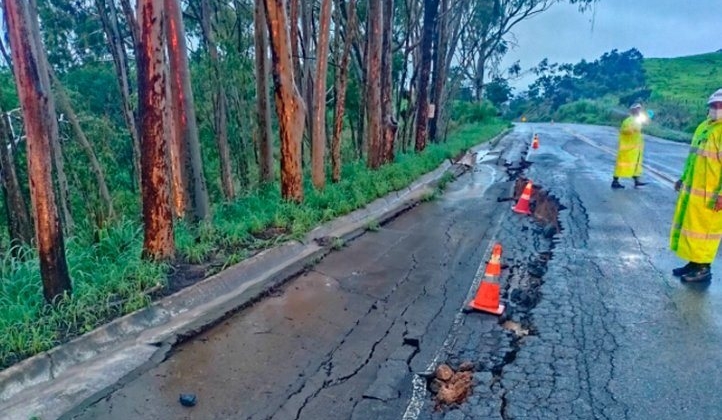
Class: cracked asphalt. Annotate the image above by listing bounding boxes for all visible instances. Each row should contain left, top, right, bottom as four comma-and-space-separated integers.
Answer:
66, 123, 722, 420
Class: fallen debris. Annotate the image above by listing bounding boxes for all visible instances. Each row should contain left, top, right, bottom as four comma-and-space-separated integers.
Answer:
179, 393, 197, 407
428, 362, 475, 409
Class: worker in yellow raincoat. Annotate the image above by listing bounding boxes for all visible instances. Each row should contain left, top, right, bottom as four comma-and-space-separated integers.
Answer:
612, 103, 649, 189
670, 89, 722, 282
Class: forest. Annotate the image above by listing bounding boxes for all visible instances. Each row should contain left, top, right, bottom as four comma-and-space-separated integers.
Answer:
0, 0, 595, 368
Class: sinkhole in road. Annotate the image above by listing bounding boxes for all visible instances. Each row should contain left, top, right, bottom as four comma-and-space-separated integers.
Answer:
496, 176, 564, 365
425, 166, 566, 412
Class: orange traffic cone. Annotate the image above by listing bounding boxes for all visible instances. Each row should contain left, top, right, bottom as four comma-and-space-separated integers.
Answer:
532, 134, 539, 149
469, 243, 505, 315
512, 180, 533, 215
484, 243, 502, 277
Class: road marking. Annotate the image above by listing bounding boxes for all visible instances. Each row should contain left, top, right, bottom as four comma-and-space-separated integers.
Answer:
401, 192, 506, 420
563, 128, 677, 188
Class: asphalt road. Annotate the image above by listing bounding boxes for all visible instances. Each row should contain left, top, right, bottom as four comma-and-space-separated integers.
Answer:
66, 123, 722, 420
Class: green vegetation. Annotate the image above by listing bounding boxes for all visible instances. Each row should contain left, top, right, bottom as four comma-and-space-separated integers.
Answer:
511, 50, 722, 141
643, 52, 722, 133
0, 119, 508, 370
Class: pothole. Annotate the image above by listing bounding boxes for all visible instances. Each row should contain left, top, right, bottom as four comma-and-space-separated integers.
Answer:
501, 320, 530, 337
426, 361, 476, 409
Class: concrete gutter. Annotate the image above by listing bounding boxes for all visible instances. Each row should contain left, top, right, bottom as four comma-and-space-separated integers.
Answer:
0, 129, 510, 420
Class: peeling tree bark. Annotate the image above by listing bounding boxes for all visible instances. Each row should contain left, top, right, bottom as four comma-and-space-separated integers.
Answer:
166, 0, 210, 221
163, 50, 185, 219
311, 0, 333, 189
254, 0, 274, 184
137, 0, 174, 261
4, 0, 72, 301
264, 0, 306, 203
26, 0, 74, 232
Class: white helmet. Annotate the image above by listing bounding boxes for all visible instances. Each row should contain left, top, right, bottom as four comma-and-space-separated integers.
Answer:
629, 103, 642, 111
708, 89, 722, 105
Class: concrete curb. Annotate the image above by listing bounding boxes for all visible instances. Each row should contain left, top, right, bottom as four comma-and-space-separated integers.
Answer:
0, 129, 510, 420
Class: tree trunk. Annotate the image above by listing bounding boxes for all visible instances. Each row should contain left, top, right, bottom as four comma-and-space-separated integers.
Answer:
311, 0, 332, 189
0, 109, 33, 249
365, 0, 383, 168
264, 0, 306, 203
96, 0, 142, 190
137, 0, 174, 261
26, 0, 74, 232
300, 0, 314, 164
200, 0, 234, 200
4, 0, 72, 301
415, 0, 438, 152
429, 0, 449, 143
381, 0, 397, 163
289, 0, 301, 91
331, 0, 356, 183
475, 50, 485, 102
164, 50, 185, 219
254, 0, 274, 184
49, 70, 115, 221
166, 0, 210, 221
119, 0, 140, 48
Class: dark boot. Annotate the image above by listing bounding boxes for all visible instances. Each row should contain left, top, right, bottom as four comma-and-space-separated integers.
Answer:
681, 264, 712, 283
672, 262, 696, 277
611, 178, 625, 189
634, 177, 648, 187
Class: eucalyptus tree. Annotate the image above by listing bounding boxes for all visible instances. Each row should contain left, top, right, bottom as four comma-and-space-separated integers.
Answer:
311, 0, 333, 189
165, 0, 210, 222
3, 0, 73, 301
264, 0, 306, 202
0, 106, 32, 251
254, 0, 274, 184
414, 0, 438, 152
95, 0, 142, 189
366, 0, 383, 167
330, 0, 357, 182
137, 0, 175, 260
456, 0, 596, 101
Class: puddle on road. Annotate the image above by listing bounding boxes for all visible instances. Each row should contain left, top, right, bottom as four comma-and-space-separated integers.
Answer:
444, 165, 499, 202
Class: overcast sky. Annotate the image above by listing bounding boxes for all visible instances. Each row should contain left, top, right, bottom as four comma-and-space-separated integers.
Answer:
501, 0, 720, 90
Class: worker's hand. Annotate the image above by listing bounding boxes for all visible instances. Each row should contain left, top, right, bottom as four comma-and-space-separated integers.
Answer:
715, 195, 722, 212
674, 179, 682, 192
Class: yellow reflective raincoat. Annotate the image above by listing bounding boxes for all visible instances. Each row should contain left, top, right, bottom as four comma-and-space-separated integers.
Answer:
613, 116, 644, 177
670, 119, 722, 263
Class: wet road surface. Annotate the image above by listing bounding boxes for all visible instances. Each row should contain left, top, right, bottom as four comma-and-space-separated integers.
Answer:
66, 123, 722, 420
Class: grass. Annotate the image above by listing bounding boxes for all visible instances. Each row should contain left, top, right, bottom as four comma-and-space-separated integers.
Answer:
0, 219, 166, 369
0, 119, 508, 370
643, 52, 722, 134
644, 52, 722, 114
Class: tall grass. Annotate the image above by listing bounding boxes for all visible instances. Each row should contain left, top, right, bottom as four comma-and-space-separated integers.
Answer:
0, 120, 507, 370
0, 219, 166, 368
